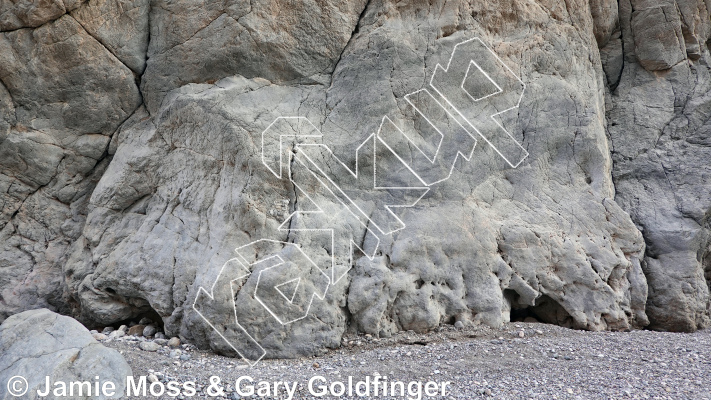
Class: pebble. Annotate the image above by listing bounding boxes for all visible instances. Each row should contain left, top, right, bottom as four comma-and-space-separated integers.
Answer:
102, 322, 711, 400
118, 325, 128, 333
92, 333, 108, 341
313, 362, 320, 368
139, 342, 161, 352
168, 337, 181, 348
170, 349, 183, 358
139, 317, 153, 325
154, 338, 169, 346
148, 374, 159, 383
143, 325, 157, 337
102, 326, 115, 334
155, 332, 166, 340
518, 331, 525, 338
109, 330, 126, 339
454, 321, 465, 329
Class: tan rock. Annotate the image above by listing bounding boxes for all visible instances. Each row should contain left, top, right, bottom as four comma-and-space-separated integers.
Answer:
0, 0, 66, 31
168, 337, 181, 348
128, 325, 146, 336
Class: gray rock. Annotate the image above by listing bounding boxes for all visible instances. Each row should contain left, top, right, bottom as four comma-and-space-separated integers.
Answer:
71, 0, 150, 73
62, 0, 648, 361
154, 338, 169, 346
109, 330, 126, 339
629, 1, 687, 71
599, 30, 624, 89
0, 309, 131, 400
0, 12, 141, 324
139, 341, 161, 352
610, 0, 711, 331
1, 0, 710, 363
143, 325, 157, 337
140, 0, 368, 113
589, 0, 619, 47
0, 15, 140, 135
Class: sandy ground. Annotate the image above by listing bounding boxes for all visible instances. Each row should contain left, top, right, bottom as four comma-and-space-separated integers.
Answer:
104, 322, 711, 400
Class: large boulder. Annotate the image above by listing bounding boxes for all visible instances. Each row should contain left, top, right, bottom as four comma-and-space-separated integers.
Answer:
63, 0, 648, 361
0, 308, 131, 400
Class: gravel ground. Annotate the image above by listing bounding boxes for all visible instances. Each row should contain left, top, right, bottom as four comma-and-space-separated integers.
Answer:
103, 322, 711, 400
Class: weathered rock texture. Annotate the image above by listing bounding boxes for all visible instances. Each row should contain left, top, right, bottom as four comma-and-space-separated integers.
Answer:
608, 0, 711, 331
0, 308, 131, 400
0, 8, 141, 323
0, 0, 709, 359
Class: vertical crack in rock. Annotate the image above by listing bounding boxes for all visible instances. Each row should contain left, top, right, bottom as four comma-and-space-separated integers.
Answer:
286, 146, 298, 244
328, 0, 372, 90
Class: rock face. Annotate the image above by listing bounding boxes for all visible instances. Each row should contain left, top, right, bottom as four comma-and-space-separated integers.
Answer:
0, 0, 709, 360
0, 8, 141, 322
140, 0, 369, 113
0, 309, 131, 400
71, 0, 150, 74
608, 0, 711, 331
